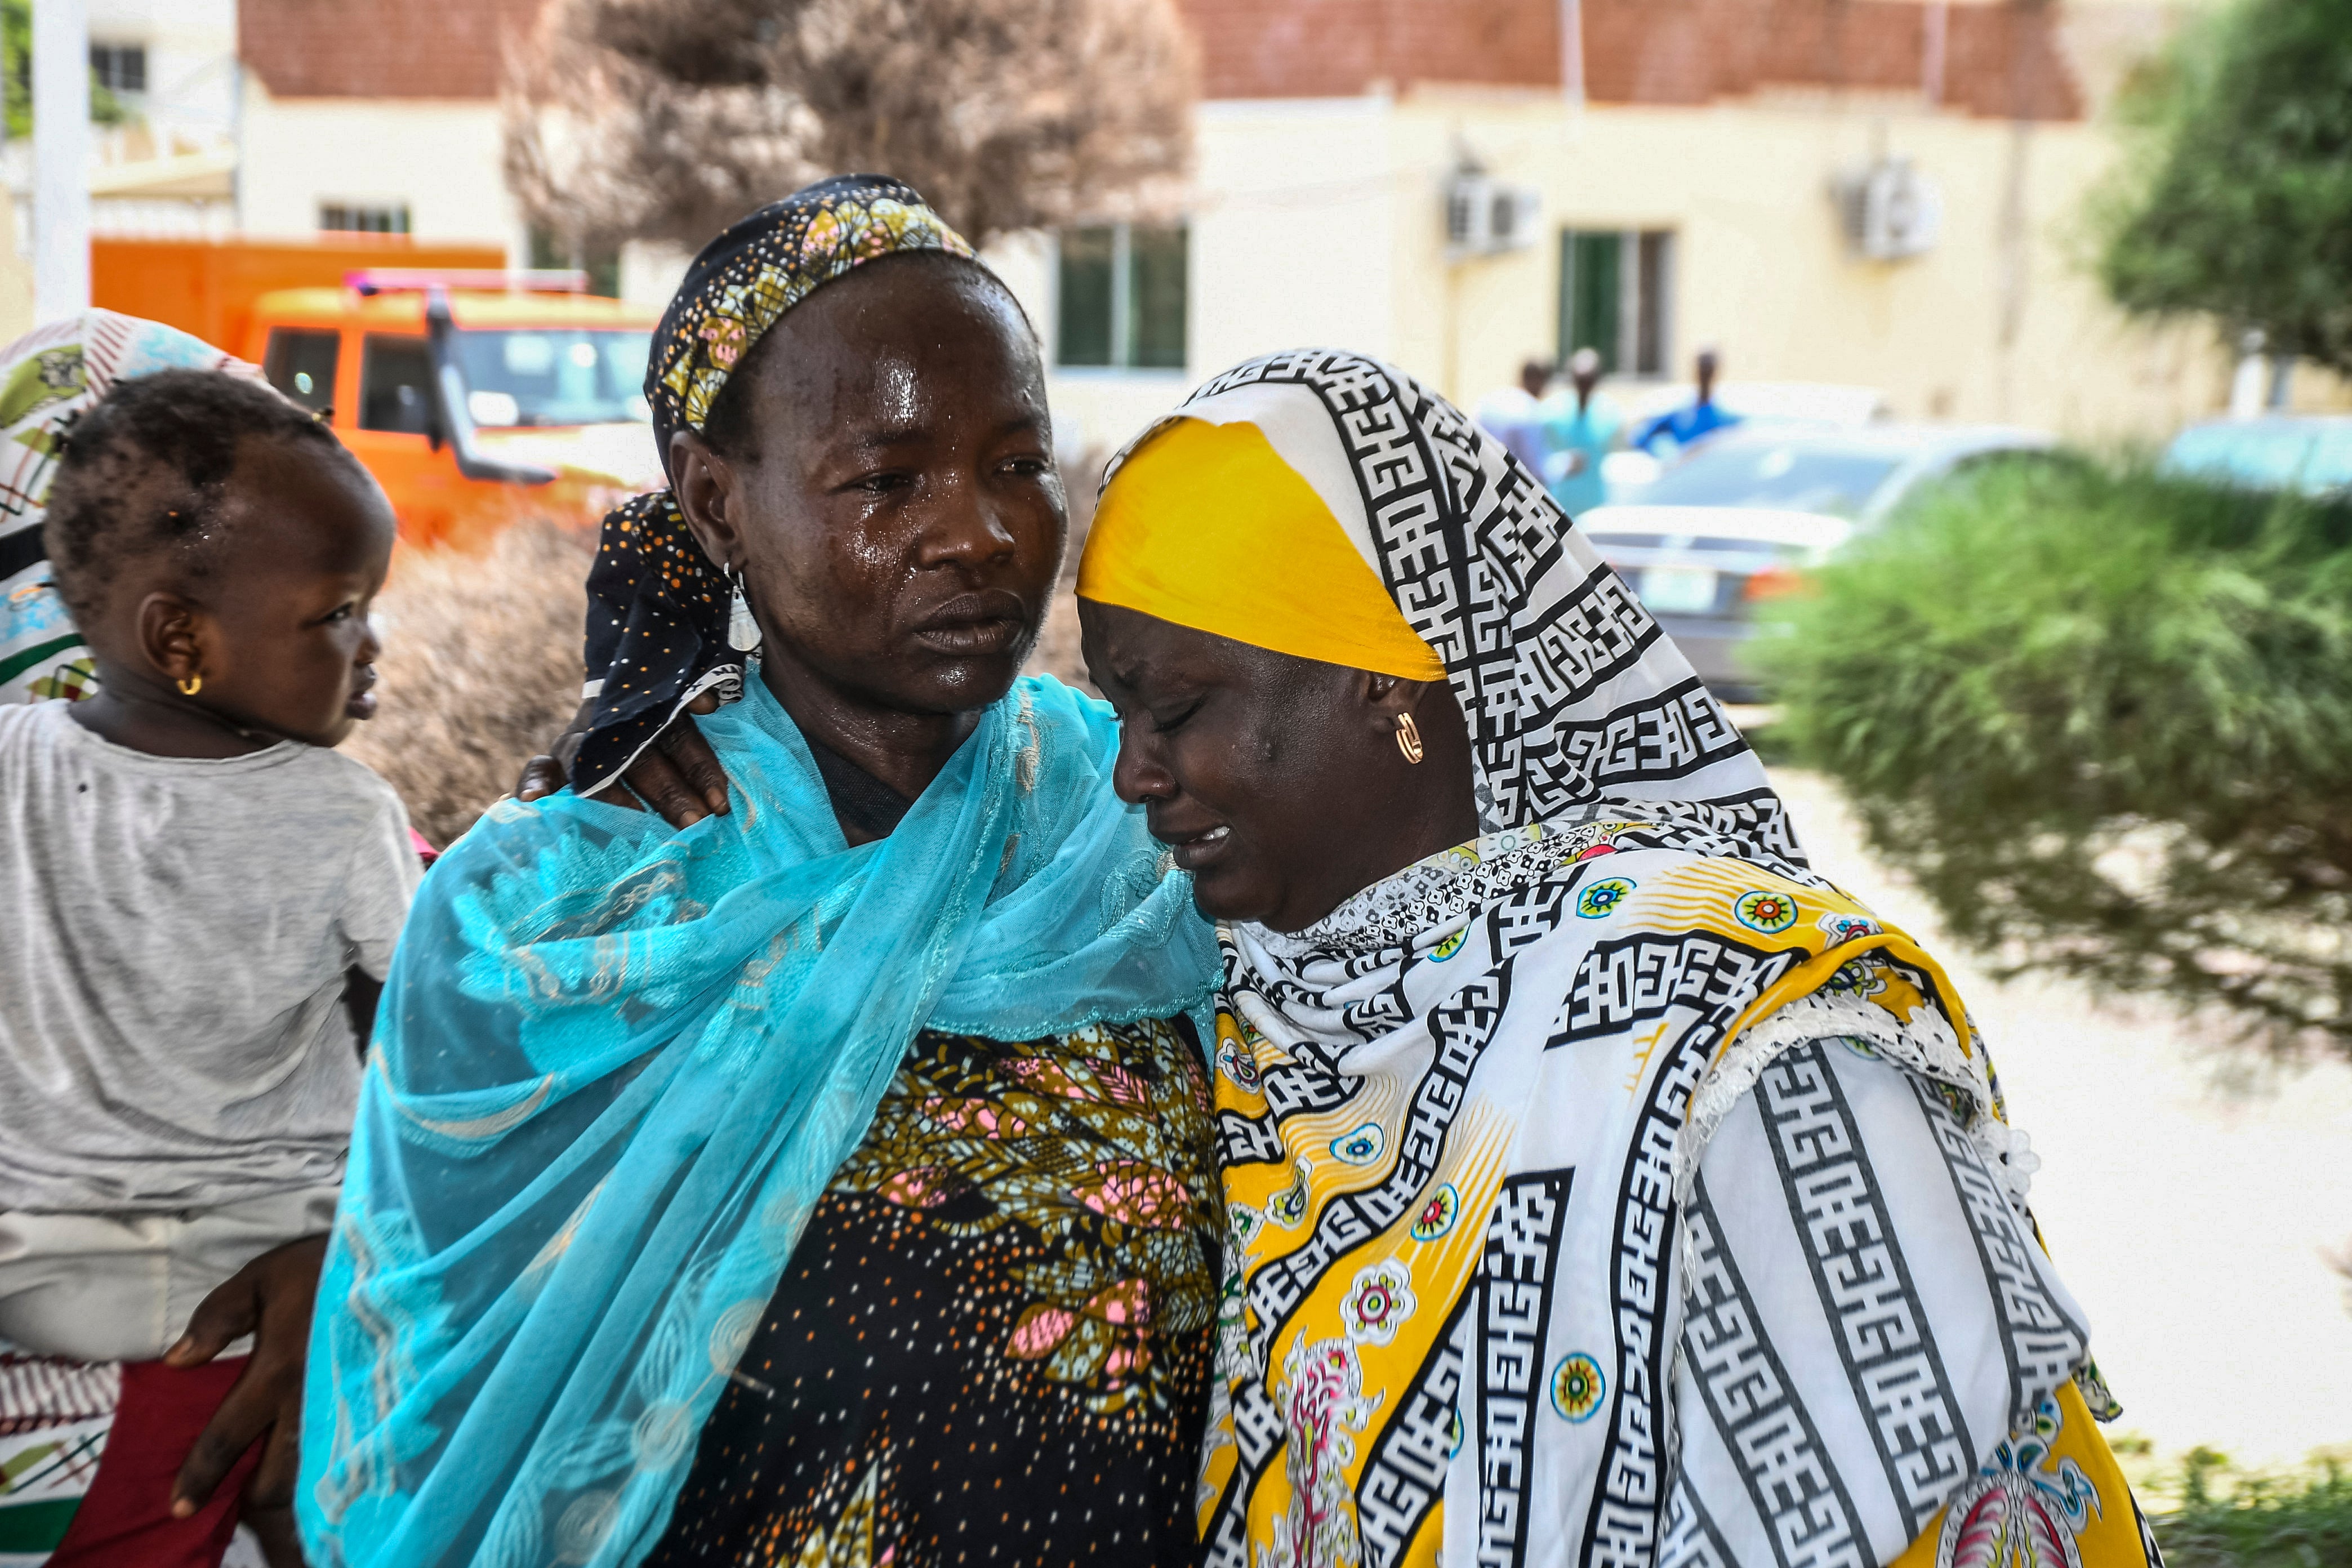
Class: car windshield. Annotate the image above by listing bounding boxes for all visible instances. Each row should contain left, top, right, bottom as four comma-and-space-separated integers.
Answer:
452, 329, 653, 427
2162, 422, 2352, 495
1636, 441, 1905, 518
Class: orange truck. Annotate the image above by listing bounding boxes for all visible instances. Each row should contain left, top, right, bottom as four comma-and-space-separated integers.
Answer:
92, 235, 663, 549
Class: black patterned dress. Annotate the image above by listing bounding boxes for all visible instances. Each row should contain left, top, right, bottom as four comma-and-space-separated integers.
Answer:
644, 1016, 1220, 1567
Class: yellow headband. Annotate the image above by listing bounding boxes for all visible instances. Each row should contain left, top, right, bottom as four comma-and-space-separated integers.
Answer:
1076, 417, 1447, 682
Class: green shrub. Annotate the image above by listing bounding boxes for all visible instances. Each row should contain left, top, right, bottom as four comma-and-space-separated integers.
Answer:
1759, 455, 2352, 1055
2154, 1452, 2352, 1567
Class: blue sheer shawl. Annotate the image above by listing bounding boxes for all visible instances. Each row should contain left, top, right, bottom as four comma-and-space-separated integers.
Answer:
296, 674, 1217, 1567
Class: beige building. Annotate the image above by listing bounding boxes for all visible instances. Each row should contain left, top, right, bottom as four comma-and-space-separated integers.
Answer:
234, 0, 537, 255
997, 0, 2343, 461
13, 0, 2334, 446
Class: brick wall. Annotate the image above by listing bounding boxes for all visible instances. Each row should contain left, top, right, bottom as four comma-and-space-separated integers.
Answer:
1177, 0, 2082, 120
239, 0, 2079, 122
240, 0, 545, 99
1178, 0, 1558, 98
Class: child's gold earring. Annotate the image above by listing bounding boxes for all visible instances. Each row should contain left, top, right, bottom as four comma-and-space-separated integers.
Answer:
176, 673, 203, 696
1394, 711, 1424, 764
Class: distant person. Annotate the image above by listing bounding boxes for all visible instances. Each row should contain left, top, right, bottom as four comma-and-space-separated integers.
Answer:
0, 369, 416, 1567
1475, 357, 1557, 478
1538, 345, 1621, 516
1632, 344, 1742, 456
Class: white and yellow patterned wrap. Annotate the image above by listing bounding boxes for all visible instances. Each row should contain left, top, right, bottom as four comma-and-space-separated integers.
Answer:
1077, 350, 2155, 1568
1198, 820, 2155, 1568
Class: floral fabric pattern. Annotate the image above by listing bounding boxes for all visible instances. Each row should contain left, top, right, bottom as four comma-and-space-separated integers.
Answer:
647, 1019, 1219, 1568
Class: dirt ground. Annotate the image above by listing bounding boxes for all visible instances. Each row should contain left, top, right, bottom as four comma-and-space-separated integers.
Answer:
1769, 767, 2352, 1469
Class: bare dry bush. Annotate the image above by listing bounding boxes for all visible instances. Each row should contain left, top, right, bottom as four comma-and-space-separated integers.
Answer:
344, 523, 594, 848
506, 0, 1196, 251
1025, 447, 1106, 694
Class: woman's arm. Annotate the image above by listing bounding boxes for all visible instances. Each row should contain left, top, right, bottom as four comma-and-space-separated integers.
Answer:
1665, 1037, 2099, 1566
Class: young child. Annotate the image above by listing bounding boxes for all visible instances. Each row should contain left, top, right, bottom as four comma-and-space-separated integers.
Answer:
0, 369, 417, 1566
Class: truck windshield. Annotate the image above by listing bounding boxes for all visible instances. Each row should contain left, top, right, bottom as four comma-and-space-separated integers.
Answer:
452, 329, 653, 427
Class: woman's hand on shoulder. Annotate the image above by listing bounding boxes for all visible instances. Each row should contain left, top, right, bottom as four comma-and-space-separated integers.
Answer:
514, 692, 733, 827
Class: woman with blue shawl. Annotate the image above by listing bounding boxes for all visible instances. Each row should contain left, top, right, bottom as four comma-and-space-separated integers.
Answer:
296, 177, 1222, 1568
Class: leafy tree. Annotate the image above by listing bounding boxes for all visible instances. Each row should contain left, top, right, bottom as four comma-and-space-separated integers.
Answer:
2, 0, 128, 141
1760, 456, 2352, 1057
504, 0, 1196, 251
2096, 0, 2352, 375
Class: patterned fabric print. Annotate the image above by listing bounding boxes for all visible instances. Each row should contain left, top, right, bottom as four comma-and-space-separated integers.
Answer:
0, 313, 261, 705
647, 1021, 1219, 1568
1135, 354, 2148, 1568
0, 1353, 118, 1557
1921, 1394, 2111, 1568
572, 176, 975, 796
1201, 828, 2154, 1568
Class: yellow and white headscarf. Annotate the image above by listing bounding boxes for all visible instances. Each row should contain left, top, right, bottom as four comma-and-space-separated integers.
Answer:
1079, 351, 2156, 1568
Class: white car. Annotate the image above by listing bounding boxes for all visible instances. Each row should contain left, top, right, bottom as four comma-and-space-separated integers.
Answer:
1582, 424, 2053, 699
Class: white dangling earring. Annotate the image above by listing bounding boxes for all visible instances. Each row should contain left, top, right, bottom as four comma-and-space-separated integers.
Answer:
727, 566, 761, 653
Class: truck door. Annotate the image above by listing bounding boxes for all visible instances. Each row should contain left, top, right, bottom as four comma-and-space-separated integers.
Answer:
343, 333, 462, 546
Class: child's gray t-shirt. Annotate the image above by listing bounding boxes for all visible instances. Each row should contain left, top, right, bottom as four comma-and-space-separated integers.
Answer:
0, 701, 420, 1214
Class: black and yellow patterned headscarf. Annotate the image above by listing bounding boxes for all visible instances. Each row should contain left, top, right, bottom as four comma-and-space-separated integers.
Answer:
573, 175, 974, 795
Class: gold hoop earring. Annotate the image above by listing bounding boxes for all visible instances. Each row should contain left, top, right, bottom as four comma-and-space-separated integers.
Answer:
1394, 711, 1424, 764
176, 674, 203, 697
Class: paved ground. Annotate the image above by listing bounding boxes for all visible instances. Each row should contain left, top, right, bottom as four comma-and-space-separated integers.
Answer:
1771, 767, 2352, 1469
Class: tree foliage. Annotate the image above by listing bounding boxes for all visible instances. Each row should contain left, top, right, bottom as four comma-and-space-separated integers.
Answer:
2095, 0, 2352, 375
1759, 456, 2352, 1057
2, 0, 128, 142
504, 0, 1196, 251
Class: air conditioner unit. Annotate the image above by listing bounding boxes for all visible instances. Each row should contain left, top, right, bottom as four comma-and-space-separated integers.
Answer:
1446, 175, 1541, 258
1833, 158, 1943, 261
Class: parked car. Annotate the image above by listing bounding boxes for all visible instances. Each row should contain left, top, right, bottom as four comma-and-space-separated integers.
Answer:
2159, 415, 2352, 497
1582, 424, 2052, 698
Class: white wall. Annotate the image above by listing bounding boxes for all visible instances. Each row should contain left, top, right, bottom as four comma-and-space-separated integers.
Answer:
1019, 96, 1403, 465
88, 0, 237, 153
1189, 97, 1399, 372
237, 80, 521, 256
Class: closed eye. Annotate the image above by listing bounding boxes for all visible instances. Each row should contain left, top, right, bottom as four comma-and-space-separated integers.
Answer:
1152, 699, 1204, 734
